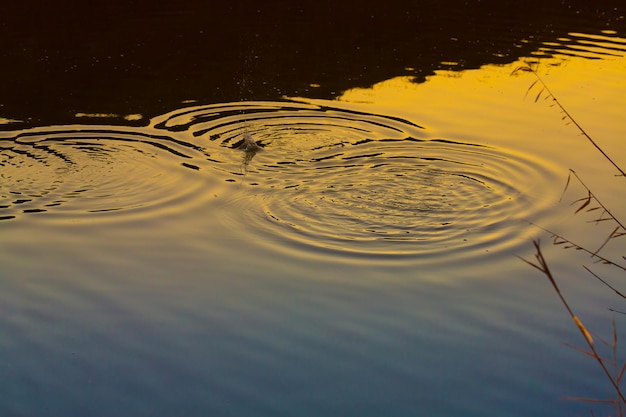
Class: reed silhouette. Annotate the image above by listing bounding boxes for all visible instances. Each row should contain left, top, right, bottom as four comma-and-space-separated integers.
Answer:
514, 63, 626, 416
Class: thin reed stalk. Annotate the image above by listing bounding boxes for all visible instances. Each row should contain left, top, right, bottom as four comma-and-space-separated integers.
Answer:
511, 64, 626, 179
520, 241, 626, 412
514, 64, 626, 416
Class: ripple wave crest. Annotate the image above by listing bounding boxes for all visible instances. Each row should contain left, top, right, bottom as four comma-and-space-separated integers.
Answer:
152, 100, 560, 262
0, 126, 213, 222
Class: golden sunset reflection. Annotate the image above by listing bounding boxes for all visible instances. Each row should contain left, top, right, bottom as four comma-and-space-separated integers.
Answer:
336, 54, 626, 185
2, 4, 626, 416
325, 50, 626, 262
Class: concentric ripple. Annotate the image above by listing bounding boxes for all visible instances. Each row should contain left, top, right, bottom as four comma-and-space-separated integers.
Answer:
152, 100, 561, 261
0, 126, 214, 222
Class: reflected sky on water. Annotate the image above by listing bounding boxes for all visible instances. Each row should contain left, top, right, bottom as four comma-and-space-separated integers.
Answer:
1, 2, 626, 416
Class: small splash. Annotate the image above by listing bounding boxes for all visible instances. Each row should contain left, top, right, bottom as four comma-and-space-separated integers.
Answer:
235, 131, 262, 178
238, 131, 261, 152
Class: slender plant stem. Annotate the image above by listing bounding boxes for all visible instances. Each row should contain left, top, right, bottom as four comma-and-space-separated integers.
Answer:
513, 65, 626, 178
520, 241, 626, 408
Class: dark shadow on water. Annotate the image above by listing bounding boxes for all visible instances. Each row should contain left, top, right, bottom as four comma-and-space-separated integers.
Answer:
0, 0, 624, 127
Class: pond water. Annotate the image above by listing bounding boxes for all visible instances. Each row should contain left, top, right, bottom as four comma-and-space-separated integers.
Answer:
1, 3, 626, 416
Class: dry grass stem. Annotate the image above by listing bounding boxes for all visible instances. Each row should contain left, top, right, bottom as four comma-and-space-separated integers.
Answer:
514, 60, 626, 416
520, 241, 626, 412
511, 64, 626, 178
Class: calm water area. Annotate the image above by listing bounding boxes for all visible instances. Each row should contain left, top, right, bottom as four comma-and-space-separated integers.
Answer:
1, 2, 626, 416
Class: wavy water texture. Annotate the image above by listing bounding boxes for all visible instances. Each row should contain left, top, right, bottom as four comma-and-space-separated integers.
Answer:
535, 31, 626, 59
152, 101, 561, 262
1, 100, 562, 261
0, 126, 214, 223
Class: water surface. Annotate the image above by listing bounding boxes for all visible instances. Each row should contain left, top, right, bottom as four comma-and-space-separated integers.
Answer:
1, 4, 626, 417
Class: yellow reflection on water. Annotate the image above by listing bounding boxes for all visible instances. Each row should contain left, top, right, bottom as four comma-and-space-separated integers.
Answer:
331, 52, 626, 246
336, 54, 626, 183
75, 112, 144, 121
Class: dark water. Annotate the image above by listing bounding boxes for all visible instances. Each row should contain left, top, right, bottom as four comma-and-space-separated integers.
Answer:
1, 2, 626, 416
0, 0, 623, 125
